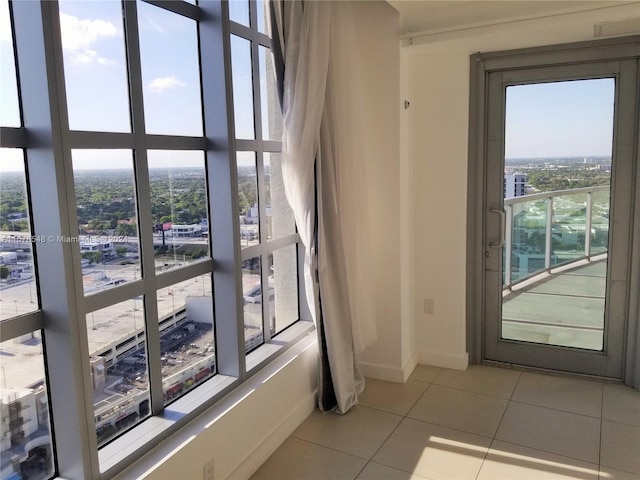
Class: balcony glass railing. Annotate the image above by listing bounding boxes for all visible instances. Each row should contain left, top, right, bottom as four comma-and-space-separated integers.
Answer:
502, 185, 609, 289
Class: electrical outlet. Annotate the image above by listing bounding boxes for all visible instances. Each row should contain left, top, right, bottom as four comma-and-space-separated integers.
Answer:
424, 298, 434, 315
204, 458, 215, 480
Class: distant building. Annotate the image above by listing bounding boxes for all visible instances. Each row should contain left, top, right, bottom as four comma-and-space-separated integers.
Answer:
0, 252, 18, 265
504, 172, 528, 199
0, 386, 51, 480
245, 203, 271, 225
167, 224, 202, 237
80, 241, 115, 258
596, 163, 612, 172
89, 357, 107, 392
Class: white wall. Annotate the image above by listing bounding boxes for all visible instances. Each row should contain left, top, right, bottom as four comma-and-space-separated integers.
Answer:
408, 5, 639, 369
352, 1, 405, 382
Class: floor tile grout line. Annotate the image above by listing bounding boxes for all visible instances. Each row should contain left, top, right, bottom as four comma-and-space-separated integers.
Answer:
402, 414, 499, 442
487, 438, 603, 471
364, 380, 436, 473
474, 370, 523, 479
476, 437, 500, 480
359, 376, 445, 479
288, 434, 374, 462
598, 382, 604, 474
428, 381, 518, 401
354, 374, 440, 480
507, 398, 604, 420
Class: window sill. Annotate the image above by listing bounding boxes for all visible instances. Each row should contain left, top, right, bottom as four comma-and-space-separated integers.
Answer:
99, 320, 316, 478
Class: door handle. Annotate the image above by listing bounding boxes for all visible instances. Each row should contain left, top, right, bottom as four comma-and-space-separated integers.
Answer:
489, 208, 505, 248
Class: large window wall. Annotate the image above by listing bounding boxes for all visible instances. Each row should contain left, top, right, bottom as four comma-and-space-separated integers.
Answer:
0, 1, 306, 479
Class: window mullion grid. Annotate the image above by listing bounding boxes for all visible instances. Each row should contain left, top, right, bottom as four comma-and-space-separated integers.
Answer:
12, 1, 102, 477
142, 0, 200, 21
122, 0, 164, 417
228, 20, 271, 49
249, 0, 258, 32
245, 11, 273, 342
0, 311, 45, 343
199, 0, 246, 379
0, 126, 27, 146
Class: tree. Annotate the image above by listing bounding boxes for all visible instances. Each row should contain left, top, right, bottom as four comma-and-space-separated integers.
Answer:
0, 266, 9, 279
116, 223, 137, 236
82, 251, 102, 265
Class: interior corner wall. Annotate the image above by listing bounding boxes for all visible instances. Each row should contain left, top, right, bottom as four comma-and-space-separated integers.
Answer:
348, 1, 404, 382
408, 5, 640, 370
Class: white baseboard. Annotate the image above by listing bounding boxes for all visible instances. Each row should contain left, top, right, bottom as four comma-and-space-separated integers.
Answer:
359, 352, 419, 383
359, 361, 405, 383
416, 350, 469, 370
401, 352, 418, 382
229, 390, 317, 480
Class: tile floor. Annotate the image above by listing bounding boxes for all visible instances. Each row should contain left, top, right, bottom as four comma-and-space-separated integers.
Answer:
250, 365, 640, 480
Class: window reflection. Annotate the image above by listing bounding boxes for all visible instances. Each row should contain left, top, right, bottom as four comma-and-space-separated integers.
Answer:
231, 35, 255, 140
138, 1, 203, 136
88, 299, 150, 446
228, 0, 249, 26
264, 153, 295, 240
242, 256, 263, 351
59, 0, 131, 132
270, 245, 298, 335
237, 152, 259, 247
71, 150, 140, 296
0, 150, 38, 321
158, 274, 215, 405
148, 150, 210, 275
0, 337, 55, 479
0, 0, 20, 127
259, 47, 282, 141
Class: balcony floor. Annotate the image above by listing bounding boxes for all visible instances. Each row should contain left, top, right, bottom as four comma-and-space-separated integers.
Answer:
502, 260, 607, 350
251, 365, 640, 480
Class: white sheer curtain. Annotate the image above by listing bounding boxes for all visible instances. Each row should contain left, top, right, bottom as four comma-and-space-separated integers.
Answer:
271, 0, 376, 414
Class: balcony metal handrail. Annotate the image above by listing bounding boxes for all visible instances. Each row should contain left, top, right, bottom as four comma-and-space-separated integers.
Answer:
502, 185, 609, 290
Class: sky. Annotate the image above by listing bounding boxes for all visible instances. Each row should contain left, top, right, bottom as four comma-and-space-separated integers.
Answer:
1, 0, 271, 172
505, 78, 615, 159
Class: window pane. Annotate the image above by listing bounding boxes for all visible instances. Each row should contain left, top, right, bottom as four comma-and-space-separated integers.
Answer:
259, 47, 282, 141
256, 0, 267, 34
237, 152, 259, 247
72, 150, 140, 295
242, 256, 263, 352
59, 0, 131, 132
148, 151, 209, 274
231, 35, 255, 139
89, 298, 150, 446
157, 274, 215, 405
138, 1, 203, 136
228, 0, 249, 26
0, 336, 55, 480
0, 0, 20, 127
264, 153, 294, 240
0, 150, 38, 321
271, 245, 298, 335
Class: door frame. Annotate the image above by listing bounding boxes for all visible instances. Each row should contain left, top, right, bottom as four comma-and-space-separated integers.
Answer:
466, 35, 640, 384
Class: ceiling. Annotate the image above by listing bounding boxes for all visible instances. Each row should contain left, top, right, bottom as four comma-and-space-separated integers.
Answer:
386, 1, 635, 35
